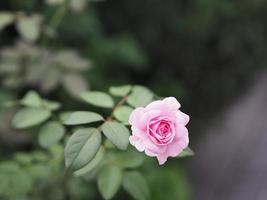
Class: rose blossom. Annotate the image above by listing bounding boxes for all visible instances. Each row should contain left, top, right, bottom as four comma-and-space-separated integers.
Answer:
129, 97, 189, 165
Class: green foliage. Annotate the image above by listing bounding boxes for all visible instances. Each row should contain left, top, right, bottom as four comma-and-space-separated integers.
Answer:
81, 91, 115, 108
127, 86, 154, 107
109, 85, 132, 97
0, 12, 15, 31
113, 106, 133, 124
21, 91, 43, 107
122, 171, 150, 200
63, 111, 104, 125
102, 121, 130, 150
16, 13, 42, 42
65, 128, 102, 171
12, 108, 51, 129
106, 149, 144, 169
38, 121, 65, 148
74, 146, 105, 176
179, 147, 195, 158
97, 165, 123, 200
144, 163, 191, 200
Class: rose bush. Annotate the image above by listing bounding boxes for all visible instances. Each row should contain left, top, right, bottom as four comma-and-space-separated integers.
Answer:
129, 97, 189, 164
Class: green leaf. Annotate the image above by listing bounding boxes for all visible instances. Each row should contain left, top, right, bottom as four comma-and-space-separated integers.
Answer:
178, 147, 194, 157
122, 171, 150, 200
53, 50, 90, 71
109, 85, 132, 96
46, 0, 65, 6
0, 12, 15, 31
16, 14, 42, 42
38, 121, 65, 148
74, 146, 105, 176
43, 99, 61, 111
59, 111, 73, 122
62, 73, 89, 98
81, 91, 114, 108
21, 91, 42, 107
65, 128, 102, 171
14, 153, 32, 165
107, 150, 144, 169
12, 108, 51, 129
113, 106, 133, 124
63, 111, 104, 125
97, 165, 123, 200
101, 121, 130, 150
127, 86, 154, 107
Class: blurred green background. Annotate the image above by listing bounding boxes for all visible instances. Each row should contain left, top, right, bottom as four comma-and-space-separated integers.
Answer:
0, 0, 266, 199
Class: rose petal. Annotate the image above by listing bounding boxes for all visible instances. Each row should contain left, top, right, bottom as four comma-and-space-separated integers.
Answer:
157, 154, 168, 165
129, 108, 161, 130
176, 110, 190, 126
129, 135, 145, 152
163, 97, 181, 110
129, 107, 145, 126
166, 141, 185, 157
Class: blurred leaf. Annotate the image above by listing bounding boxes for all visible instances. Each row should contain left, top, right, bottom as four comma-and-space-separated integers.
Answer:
43, 99, 61, 111
122, 171, 150, 200
101, 121, 130, 150
14, 153, 32, 165
38, 121, 65, 148
0, 12, 15, 31
74, 146, 105, 176
53, 50, 90, 71
46, 0, 65, 5
144, 163, 191, 200
107, 150, 144, 169
70, 0, 87, 12
16, 14, 42, 42
62, 73, 89, 98
12, 108, 51, 129
178, 147, 194, 157
0, 62, 19, 74
113, 106, 133, 124
59, 111, 73, 122
65, 128, 101, 171
31, 151, 49, 162
41, 67, 61, 92
127, 86, 154, 107
81, 91, 114, 108
0, 162, 32, 198
97, 165, 122, 200
29, 164, 51, 179
63, 111, 103, 125
21, 90, 42, 107
109, 85, 132, 96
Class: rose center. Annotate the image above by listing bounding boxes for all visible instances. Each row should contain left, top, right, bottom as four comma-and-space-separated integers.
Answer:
147, 117, 175, 145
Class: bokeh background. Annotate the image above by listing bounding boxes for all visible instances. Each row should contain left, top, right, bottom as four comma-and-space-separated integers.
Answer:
0, 0, 267, 199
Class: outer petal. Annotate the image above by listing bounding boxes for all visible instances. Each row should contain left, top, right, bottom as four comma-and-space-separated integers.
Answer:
129, 135, 145, 152
175, 122, 189, 140
145, 145, 167, 157
176, 110, 190, 126
157, 154, 168, 165
129, 107, 145, 127
163, 97, 181, 111
166, 140, 186, 157
145, 100, 165, 111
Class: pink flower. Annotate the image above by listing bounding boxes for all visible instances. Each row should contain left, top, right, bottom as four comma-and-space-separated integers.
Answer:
129, 97, 189, 165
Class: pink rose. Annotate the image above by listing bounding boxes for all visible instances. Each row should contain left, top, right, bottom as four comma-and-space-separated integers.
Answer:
129, 97, 189, 165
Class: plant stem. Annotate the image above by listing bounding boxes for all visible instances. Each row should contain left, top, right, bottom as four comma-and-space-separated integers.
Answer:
50, 1, 68, 29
